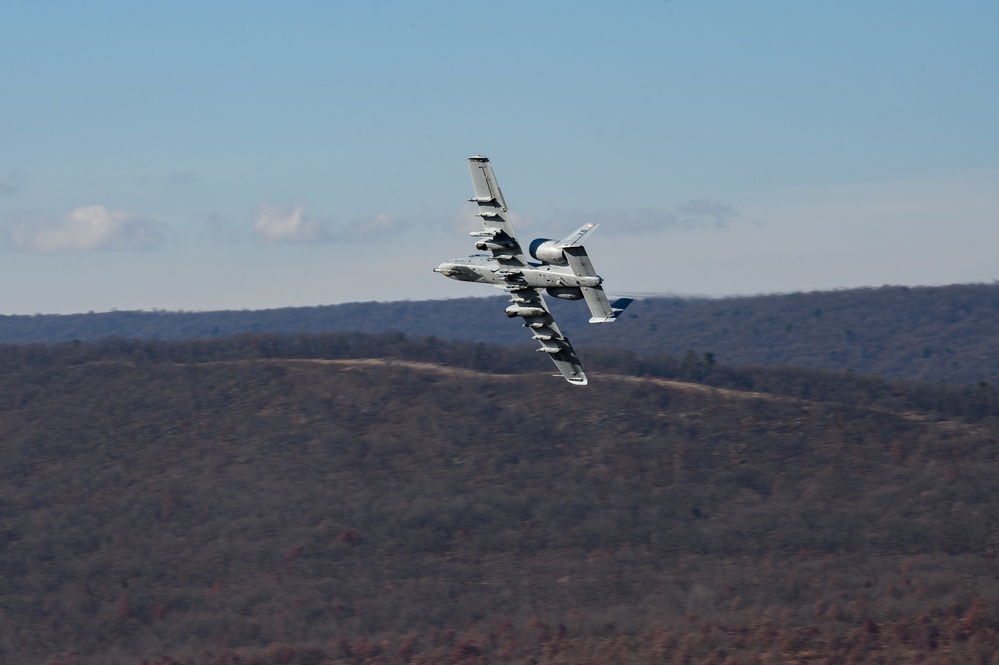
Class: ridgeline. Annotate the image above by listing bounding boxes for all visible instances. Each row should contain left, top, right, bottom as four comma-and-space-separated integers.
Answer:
3, 282, 999, 384
2, 333, 999, 664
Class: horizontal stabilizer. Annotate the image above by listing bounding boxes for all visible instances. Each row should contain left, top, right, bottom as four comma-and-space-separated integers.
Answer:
584, 292, 633, 323
611, 297, 634, 315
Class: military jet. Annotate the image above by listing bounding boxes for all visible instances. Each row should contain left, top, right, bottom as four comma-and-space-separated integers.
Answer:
434, 156, 632, 385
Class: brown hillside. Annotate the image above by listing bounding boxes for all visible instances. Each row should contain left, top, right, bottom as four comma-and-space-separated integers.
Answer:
2, 340, 999, 664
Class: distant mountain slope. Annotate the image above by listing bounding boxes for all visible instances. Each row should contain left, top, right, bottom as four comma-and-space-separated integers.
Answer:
3, 282, 999, 383
0, 297, 514, 344
2, 334, 999, 664
583, 283, 999, 384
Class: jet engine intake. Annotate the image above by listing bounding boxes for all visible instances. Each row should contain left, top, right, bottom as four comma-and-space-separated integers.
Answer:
546, 287, 584, 300
528, 238, 568, 266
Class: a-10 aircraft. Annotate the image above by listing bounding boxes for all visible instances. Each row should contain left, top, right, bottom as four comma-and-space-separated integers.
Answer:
434, 156, 632, 385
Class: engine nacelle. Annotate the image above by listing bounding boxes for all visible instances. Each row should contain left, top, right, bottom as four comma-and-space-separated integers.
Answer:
546, 287, 584, 300
528, 238, 568, 266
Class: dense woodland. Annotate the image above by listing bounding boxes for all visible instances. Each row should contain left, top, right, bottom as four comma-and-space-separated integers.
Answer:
2, 333, 999, 664
3, 282, 999, 384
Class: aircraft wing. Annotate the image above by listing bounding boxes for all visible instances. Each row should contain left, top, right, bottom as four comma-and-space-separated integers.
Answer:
467, 156, 529, 267
504, 283, 587, 385
469, 156, 587, 384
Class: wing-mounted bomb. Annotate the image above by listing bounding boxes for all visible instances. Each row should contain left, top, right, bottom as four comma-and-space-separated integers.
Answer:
476, 239, 516, 251
505, 305, 547, 318
475, 229, 518, 252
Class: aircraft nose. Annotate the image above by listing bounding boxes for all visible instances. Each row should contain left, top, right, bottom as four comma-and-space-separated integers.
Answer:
433, 262, 453, 275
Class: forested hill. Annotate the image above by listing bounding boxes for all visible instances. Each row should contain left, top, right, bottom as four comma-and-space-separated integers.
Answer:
3, 282, 999, 384
3, 332, 999, 664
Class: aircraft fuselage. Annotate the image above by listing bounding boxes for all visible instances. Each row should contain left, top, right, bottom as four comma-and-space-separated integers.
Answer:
434, 255, 602, 290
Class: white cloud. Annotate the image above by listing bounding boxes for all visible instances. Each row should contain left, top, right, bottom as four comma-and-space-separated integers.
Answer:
335, 212, 404, 241
674, 199, 738, 229
253, 204, 327, 243
4, 205, 165, 252
252, 203, 404, 244
447, 202, 480, 233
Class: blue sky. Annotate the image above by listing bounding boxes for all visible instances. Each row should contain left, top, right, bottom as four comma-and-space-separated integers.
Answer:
1, 1, 997, 314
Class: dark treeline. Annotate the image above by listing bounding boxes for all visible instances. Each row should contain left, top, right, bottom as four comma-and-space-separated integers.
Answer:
4, 282, 999, 384
5, 330, 999, 425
